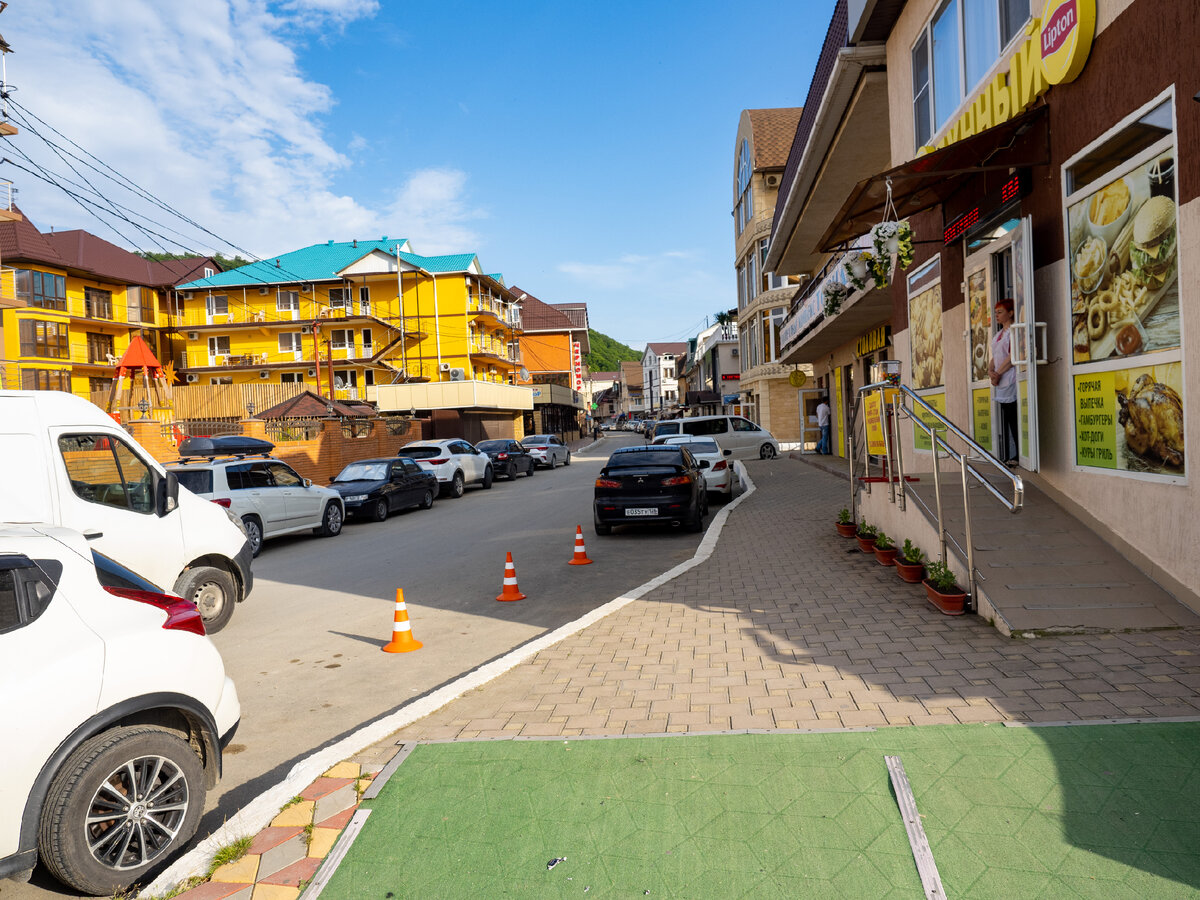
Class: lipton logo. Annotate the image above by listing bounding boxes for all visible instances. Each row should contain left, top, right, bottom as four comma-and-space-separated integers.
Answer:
1041, 0, 1076, 57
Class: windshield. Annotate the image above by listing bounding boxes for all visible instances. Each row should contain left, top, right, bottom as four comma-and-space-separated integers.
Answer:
172, 469, 213, 494
334, 462, 389, 481
606, 450, 683, 468
476, 440, 506, 451
402, 446, 444, 460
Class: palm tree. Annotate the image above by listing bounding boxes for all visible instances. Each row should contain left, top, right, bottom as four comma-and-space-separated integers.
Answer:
714, 310, 733, 339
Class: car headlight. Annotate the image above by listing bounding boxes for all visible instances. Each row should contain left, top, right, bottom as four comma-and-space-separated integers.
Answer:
345, 494, 368, 502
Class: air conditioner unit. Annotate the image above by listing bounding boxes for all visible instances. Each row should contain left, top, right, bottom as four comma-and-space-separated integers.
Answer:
259, 287, 270, 295
187, 331, 199, 340
731, 348, 739, 356
259, 370, 269, 379
766, 173, 781, 188
300, 283, 313, 293
301, 325, 312, 334
185, 373, 199, 383
439, 363, 452, 372
181, 291, 193, 300
449, 367, 467, 381
307, 368, 317, 377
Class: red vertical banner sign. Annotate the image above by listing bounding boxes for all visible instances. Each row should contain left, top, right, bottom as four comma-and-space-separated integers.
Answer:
572, 341, 583, 392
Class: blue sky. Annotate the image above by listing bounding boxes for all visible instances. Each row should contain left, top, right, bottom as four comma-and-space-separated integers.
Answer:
4, 1, 828, 348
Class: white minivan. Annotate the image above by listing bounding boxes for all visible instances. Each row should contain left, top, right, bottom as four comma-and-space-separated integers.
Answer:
0, 392, 253, 632
651, 415, 780, 460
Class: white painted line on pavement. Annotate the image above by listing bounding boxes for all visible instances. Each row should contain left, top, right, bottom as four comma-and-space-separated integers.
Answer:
142, 462, 758, 896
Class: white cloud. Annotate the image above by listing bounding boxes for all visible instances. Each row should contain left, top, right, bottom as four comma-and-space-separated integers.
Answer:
2, 0, 476, 260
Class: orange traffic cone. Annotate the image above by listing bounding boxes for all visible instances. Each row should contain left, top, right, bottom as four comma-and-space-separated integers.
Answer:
567, 525, 594, 566
382, 588, 423, 653
496, 551, 526, 601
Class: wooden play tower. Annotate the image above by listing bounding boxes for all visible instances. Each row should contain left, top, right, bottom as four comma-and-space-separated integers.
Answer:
104, 335, 174, 421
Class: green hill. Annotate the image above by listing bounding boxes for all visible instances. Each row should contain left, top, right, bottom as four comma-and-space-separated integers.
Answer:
585, 329, 641, 372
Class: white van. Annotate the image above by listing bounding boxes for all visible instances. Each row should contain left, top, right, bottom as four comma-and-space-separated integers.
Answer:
0, 392, 253, 632
651, 415, 780, 460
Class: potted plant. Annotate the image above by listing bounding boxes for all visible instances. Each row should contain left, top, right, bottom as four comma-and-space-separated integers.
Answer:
873, 531, 898, 566
843, 251, 873, 293
923, 559, 967, 615
894, 540, 926, 583
855, 522, 877, 553
823, 281, 850, 316
835, 508, 856, 538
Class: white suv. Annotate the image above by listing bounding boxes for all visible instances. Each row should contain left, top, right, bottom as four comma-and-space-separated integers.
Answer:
401, 439, 494, 498
0, 525, 240, 896
168, 436, 345, 564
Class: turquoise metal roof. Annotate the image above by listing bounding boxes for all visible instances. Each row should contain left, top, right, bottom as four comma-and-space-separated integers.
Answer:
396, 251, 478, 274
177, 238, 409, 290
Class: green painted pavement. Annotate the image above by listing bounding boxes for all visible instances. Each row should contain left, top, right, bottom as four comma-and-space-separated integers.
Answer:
321, 723, 1200, 899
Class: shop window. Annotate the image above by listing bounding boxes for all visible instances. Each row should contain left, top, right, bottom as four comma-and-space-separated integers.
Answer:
16, 270, 66, 311
912, 0, 1031, 148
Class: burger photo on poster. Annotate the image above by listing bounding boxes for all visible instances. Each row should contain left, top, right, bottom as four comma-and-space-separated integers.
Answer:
1130, 195, 1177, 290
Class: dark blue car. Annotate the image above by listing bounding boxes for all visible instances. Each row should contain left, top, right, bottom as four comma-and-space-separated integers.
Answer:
328, 457, 437, 521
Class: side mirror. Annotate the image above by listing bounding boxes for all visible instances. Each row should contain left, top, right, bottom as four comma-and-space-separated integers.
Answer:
723, 449, 732, 456
156, 470, 179, 517
303, 478, 313, 487
699, 460, 710, 469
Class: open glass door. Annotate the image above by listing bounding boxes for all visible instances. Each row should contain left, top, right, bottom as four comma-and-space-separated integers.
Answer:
964, 247, 994, 456
797, 386, 823, 452
1010, 217, 1040, 470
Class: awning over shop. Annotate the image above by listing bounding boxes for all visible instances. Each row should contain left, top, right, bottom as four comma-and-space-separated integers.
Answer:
817, 105, 1049, 252
685, 390, 722, 406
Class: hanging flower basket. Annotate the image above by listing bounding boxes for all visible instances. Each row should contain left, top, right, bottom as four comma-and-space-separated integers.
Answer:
895, 220, 915, 270
823, 282, 850, 317
842, 251, 874, 293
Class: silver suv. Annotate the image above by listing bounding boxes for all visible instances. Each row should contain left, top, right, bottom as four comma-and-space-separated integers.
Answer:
168, 437, 345, 567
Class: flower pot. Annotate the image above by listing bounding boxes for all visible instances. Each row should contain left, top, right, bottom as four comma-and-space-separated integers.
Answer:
923, 579, 967, 615
847, 253, 871, 280
856, 535, 877, 553
835, 522, 857, 538
874, 545, 898, 566
894, 558, 925, 583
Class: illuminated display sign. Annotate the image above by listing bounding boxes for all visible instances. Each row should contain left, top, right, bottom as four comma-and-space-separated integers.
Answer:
943, 171, 1030, 245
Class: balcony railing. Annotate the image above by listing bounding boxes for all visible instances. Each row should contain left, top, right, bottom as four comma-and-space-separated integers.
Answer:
469, 339, 521, 363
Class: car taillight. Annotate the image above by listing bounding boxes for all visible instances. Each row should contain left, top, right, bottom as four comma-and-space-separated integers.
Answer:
103, 586, 206, 636
661, 475, 692, 486
497, 452, 509, 459
427, 458, 448, 464
211, 498, 232, 508
595, 478, 621, 488
712, 460, 727, 471
529, 445, 547, 450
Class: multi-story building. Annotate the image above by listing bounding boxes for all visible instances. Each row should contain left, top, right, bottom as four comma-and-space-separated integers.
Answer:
685, 321, 741, 416
641, 342, 686, 416
510, 286, 589, 436
614, 359, 646, 421
175, 238, 532, 439
0, 209, 218, 396
732, 107, 806, 444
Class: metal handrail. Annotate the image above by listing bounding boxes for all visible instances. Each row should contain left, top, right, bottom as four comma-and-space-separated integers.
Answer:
851, 380, 1024, 612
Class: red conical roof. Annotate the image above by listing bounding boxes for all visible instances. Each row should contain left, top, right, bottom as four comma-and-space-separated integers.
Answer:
114, 335, 163, 373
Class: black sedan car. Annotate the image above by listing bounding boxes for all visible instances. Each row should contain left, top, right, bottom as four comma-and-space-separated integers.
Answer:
476, 439, 536, 480
328, 457, 437, 521
593, 445, 708, 535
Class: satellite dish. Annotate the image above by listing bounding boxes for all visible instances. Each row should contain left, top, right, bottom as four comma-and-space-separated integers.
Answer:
519, 366, 530, 380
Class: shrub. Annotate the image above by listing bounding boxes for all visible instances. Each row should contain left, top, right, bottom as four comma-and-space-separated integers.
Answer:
837, 507, 852, 524
856, 522, 877, 538
900, 539, 925, 564
874, 531, 894, 550
925, 560, 959, 592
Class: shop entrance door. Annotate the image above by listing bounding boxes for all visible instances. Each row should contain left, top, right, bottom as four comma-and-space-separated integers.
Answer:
964, 245, 995, 456
1010, 217, 1040, 470
798, 387, 823, 452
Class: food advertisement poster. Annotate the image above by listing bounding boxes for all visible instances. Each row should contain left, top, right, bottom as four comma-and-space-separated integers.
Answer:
1074, 362, 1184, 476
909, 283, 944, 390
1068, 155, 1180, 366
913, 392, 946, 452
967, 268, 990, 381
972, 388, 992, 450
864, 393, 886, 456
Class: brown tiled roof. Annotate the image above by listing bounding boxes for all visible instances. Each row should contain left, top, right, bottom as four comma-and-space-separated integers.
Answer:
146, 257, 222, 287
647, 342, 688, 355
619, 360, 643, 388
44, 230, 210, 287
746, 107, 804, 170
550, 302, 588, 330
511, 285, 574, 331
0, 206, 68, 266
256, 390, 374, 419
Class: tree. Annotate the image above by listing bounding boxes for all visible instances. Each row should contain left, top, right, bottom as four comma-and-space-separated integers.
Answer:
714, 310, 733, 339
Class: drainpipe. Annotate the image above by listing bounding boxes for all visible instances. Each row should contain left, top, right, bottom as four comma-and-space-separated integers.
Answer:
312, 324, 322, 392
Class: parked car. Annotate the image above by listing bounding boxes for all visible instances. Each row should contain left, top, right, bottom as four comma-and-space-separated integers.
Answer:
593, 445, 708, 535
401, 439, 493, 497
168, 437, 345, 575
0, 525, 240, 896
0, 391, 253, 636
651, 415, 780, 460
660, 436, 735, 499
327, 457, 438, 520
476, 440, 536, 480
523, 434, 571, 468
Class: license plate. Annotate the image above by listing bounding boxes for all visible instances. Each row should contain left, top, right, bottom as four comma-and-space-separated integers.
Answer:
625, 507, 657, 517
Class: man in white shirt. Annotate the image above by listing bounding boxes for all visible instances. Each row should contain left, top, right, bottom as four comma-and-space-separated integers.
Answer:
816, 397, 831, 454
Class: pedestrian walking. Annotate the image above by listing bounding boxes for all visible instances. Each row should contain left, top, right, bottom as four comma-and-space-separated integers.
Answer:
816, 396, 831, 454
990, 297, 1019, 466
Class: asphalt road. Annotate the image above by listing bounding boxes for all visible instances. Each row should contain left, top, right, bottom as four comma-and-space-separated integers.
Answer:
8, 432, 717, 899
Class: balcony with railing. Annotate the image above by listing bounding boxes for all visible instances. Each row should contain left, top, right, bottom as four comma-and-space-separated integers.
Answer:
469, 337, 521, 365
468, 293, 520, 329
0, 266, 19, 309
0, 180, 19, 223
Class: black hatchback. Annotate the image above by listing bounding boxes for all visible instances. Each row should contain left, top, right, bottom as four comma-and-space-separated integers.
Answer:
593, 445, 708, 535
476, 439, 536, 480
327, 457, 437, 521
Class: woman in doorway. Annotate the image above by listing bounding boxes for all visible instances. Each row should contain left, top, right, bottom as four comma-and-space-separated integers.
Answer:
989, 297, 1019, 466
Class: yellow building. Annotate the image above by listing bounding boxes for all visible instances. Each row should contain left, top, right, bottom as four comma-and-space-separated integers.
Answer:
0, 211, 218, 395
175, 240, 532, 437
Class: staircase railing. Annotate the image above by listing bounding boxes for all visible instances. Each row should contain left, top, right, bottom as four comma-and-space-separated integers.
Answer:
849, 381, 1024, 610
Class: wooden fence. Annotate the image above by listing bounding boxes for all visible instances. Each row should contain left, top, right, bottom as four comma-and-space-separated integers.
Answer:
91, 383, 310, 421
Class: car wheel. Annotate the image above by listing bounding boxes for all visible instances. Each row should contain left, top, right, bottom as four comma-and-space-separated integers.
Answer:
315, 501, 344, 536
759, 443, 778, 460
506, 463, 517, 480
174, 565, 236, 633
420, 489, 434, 510
449, 471, 465, 498
372, 498, 389, 522
38, 726, 206, 896
686, 504, 704, 533
565, 452, 571, 466
241, 516, 263, 558
526, 461, 536, 477
594, 517, 612, 536
482, 466, 494, 489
